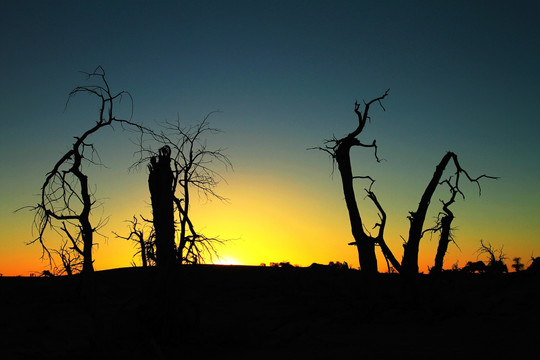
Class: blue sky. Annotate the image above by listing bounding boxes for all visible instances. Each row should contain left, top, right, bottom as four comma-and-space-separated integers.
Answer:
1, 1, 539, 274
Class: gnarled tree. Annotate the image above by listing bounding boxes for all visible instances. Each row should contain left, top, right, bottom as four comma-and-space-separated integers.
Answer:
25, 66, 143, 274
474, 239, 508, 273
398, 151, 496, 274
314, 90, 496, 275
133, 113, 231, 265
313, 89, 390, 274
429, 178, 459, 274
114, 215, 156, 268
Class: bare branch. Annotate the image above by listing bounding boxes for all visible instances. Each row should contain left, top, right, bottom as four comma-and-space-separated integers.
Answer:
355, 139, 384, 162
352, 175, 376, 192
364, 188, 401, 273
351, 88, 390, 138
450, 154, 499, 196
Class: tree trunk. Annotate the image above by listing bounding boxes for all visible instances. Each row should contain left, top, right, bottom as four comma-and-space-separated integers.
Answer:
81, 220, 94, 274
336, 138, 378, 274
139, 236, 148, 268
431, 213, 453, 273
401, 152, 454, 275
148, 146, 176, 269
177, 170, 190, 263
73, 154, 95, 275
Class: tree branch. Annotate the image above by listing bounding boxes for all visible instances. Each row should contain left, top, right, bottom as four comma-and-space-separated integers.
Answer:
350, 88, 389, 138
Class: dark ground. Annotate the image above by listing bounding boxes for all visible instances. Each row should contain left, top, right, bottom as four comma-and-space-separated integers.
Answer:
1, 265, 539, 359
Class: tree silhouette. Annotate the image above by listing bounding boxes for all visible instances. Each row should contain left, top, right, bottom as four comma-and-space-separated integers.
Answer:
462, 260, 487, 273
313, 90, 496, 275
114, 215, 156, 267
312, 90, 390, 274
528, 257, 540, 273
24, 67, 145, 274
133, 113, 231, 264
51, 238, 83, 276
399, 153, 496, 275
512, 257, 524, 272
474, 239, 508, 273
148, 145, 176, 268
429, 178, 459, 274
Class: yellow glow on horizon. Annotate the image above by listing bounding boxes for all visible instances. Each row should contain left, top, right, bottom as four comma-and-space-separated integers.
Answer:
213, 256, 241, 265
3, 163, 538, 276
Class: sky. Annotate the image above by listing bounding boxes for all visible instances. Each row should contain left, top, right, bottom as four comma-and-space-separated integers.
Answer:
0, 0, 539, 275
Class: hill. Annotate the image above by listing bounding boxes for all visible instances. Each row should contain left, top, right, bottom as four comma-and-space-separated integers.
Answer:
1, 265, 538, 359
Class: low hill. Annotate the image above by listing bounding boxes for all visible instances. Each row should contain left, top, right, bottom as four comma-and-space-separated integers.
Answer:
1, 265, 538, 359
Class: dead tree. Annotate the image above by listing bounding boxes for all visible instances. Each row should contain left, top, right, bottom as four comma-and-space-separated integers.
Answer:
134, 113, 231, 264
23, 66, 145, 274
399, 152, 496, 275
51, 239, 83, 276
312, 89, 390, 274
474, 239, 508, 273
313, 90, 496, 275
512, 257, 524, 272
148, 146, 176, 268
114, 215, 156, 267
429, 179, 458, 274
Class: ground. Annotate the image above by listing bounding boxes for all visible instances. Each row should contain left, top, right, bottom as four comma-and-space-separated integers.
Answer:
1, 265, 539, 359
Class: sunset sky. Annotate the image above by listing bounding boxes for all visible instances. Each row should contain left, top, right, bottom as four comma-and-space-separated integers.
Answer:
1, 1, 539, 275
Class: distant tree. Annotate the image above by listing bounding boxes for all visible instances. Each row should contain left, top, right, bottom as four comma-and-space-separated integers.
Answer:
328, 261, 349, 270
40, 270, 55, 277
114, 215, 156, 267
313, 90, 496, 275
527, 257, 540, 273
269, 262, 298, 268
474, 240, 508, 273
51, 238, 83, 276
462, 260, 487, 274
133, 114, 232, 265
512, 257, 524, 272
22, 67, 145, 274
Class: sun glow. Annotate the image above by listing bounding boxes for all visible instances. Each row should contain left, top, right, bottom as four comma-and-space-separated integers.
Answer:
214, 256, 241, 265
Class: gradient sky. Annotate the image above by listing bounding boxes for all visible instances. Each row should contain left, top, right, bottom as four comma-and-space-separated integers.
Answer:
1, 1, 539, 275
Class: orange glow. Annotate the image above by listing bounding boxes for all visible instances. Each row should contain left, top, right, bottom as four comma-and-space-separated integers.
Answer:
2, 160, 538, 276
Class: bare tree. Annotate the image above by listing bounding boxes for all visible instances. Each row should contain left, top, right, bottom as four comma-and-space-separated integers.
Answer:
428, 179, 458, 274
148, 146, 176, 268
313, 90, 496, 275
474, 239, 508, 273
399, 152, 497, 275
114, 215, 156, 267
133, 113, 232, 265
512, 257, 524, 272
23, 66, 144, 274
312, 90, 390, 274
51, 238, 83, 276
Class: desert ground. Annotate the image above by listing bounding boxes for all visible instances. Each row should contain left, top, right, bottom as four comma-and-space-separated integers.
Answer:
1, 265, 539, 359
